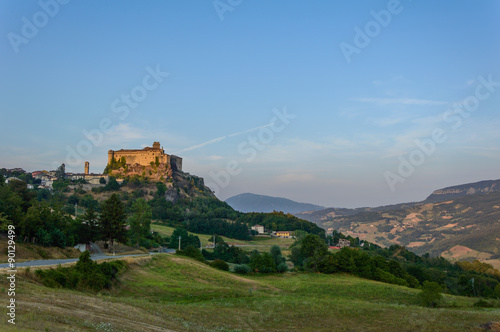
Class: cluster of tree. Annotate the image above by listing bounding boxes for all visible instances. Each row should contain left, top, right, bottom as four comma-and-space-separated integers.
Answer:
148, 196, 250, 239
0, 168, 38, 185
289, 235, 500, 299
35, 251, 126, 292
0, 176, 162, 250
177, 236, 288, 275
248, 245, 288, 273
186, 218, 250, 240
0, 178, 72, 247
328, 230, 381, 250
150, 196, 239, 222
201, 236, 249, 263
370, 244, 500, 298
90, 177, 120, 193
168, 227, 201, 249
237, 211, 325, 237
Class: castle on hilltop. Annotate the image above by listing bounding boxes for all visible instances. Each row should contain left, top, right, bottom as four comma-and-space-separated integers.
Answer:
107, 142, 182, 171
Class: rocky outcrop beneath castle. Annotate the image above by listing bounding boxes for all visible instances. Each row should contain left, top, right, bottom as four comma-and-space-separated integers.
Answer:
108, 162, 172, 182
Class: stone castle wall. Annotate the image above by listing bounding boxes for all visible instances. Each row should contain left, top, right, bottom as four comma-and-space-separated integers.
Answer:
108, 149, 169, 166
107, 142, 182, 171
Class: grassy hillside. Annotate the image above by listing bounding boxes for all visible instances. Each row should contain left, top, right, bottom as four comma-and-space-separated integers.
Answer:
1, 254, 499, 331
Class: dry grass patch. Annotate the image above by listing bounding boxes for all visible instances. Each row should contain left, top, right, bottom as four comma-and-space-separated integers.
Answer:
0, 242, 81, 263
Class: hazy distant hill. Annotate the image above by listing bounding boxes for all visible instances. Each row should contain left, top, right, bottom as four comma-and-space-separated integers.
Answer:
295, 179, 500, 267
225, 193, 325, 214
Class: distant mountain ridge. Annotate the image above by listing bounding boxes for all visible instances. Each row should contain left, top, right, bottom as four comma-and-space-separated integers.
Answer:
425, 179, 500, 202
296, 178, 500, 224
294, 178, 500, 266
225, 193, 325, 214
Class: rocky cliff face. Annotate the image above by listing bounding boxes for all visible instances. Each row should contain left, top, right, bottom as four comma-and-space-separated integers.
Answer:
425, 179, 500, 202
166, 170, 215, 202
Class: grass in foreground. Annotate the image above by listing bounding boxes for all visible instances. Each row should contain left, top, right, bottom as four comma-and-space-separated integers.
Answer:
1, 254, 499, 331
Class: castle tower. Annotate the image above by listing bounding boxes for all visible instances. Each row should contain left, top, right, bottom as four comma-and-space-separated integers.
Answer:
153, 141, 160, 149
84, 161, 89, 175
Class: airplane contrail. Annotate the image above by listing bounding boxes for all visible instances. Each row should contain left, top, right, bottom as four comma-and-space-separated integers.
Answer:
173, 122, 272, 154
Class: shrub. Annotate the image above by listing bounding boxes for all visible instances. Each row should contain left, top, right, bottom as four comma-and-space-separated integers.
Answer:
473, 299, 499, 308
35, 252, 126, 293
210, 259, 229, 271
277, 262, 289, 273
234, 264, 252, 274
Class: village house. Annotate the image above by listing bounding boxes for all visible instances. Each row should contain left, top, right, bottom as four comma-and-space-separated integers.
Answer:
338, 239, 350, 248
251, 225, 265, 234
272, 230, 294, 238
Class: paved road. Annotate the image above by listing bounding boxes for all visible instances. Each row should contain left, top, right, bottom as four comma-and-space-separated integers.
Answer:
0, 250, 175, 269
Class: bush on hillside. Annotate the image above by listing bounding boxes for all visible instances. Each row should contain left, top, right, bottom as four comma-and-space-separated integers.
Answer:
35, 251, 126, 292
277, 262, 289, 273
233, 264, 252, 274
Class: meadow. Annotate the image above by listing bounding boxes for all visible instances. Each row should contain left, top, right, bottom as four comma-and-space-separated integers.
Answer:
1, 254, 498, 331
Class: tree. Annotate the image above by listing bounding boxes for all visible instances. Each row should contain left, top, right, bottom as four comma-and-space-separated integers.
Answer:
99, 194, 127, 252
270, 245, 285, 266
418, 281, 443, 307
78, 206, 100, 244
99, 177, 106, 184
128, 198, 152, 247
169, 227, 200, 250
293, 230, 308, 242
300, 234, 328, 259
105, 177, 120, 191
55, 164, 66, 180
156, 182, 167, 197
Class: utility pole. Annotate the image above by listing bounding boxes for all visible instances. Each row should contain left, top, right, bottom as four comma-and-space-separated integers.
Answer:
178, 236, 181, 250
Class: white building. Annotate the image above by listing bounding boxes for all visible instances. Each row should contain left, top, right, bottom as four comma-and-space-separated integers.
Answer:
251, 225, 265, 234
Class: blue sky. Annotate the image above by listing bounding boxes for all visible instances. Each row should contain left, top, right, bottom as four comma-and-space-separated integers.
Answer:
1, 0, 499, 208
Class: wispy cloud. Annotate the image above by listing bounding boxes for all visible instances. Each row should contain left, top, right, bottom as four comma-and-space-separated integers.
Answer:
352, 98, 448, 106
105, 123, 146, 145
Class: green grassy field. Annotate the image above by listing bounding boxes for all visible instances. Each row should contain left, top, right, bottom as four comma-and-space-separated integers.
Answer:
151, 223, 295, 251
1, 254, 499, 331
